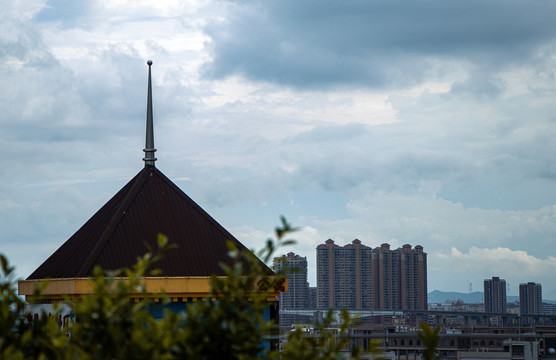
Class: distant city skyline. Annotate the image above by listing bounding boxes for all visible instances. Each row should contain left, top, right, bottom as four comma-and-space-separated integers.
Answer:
3, 1, 556, 297
276, 245, 551, 303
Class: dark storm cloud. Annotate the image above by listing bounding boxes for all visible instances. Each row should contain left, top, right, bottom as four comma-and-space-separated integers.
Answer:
203, 0, 556, 89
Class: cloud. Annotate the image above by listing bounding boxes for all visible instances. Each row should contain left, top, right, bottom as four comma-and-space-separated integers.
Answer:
431, 246, 556, 297
160, 74, 556, 217
342, 191, 556, 256
34, 1, 92, 27
203, 0, 556, 89
0, 2, 179, 185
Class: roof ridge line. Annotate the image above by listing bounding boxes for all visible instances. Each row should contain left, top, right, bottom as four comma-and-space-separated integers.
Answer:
153, 169, 249, 251
76, 168, 152, 276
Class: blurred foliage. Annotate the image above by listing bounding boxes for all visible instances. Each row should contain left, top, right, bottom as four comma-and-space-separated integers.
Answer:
0, 217, 427, 359
418, 322, 441, 360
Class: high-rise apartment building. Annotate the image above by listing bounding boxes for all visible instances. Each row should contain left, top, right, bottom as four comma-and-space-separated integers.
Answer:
484, 277, 507, 313
309, 287, 318, 309
316, 240, 427, 311
273, 252, 310, 325
519, 282, 542, 315
316, 239, 374, 310
400, 244, 428, 310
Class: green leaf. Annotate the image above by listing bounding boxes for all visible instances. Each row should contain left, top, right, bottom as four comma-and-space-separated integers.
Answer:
157, 233, 168, 248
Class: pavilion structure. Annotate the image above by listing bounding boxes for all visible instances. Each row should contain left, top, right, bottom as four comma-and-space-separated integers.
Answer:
18, 61, 280, 309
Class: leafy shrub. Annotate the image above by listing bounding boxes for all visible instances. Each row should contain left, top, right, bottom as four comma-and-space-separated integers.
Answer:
1, 218, 373, 359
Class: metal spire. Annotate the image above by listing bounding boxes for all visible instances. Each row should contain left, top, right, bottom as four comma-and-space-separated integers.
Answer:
143, 60, 157, 167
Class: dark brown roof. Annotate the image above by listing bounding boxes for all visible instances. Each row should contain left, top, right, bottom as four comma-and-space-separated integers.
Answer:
28, 166, 268, 279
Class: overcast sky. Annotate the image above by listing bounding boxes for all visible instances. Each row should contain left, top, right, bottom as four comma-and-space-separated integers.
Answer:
3, 0, 556, 300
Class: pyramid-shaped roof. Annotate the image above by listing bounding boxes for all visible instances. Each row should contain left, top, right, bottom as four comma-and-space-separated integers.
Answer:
28, 166, 261, 279
27, 61, 268, 280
